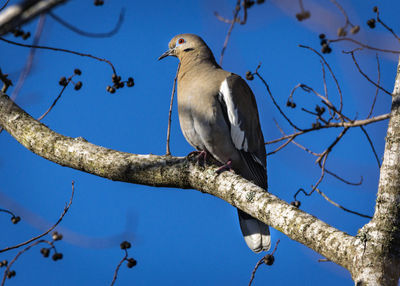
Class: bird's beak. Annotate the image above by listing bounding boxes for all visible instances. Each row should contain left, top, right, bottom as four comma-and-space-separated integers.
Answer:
158, 48, 174, 60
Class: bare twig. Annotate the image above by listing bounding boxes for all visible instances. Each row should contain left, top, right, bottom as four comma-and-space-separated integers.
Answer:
375, 7, 400, 43
255, 66, 303, 131
315, 188, 372, 218
1, 239, 56, 286
344, 49, 392, 96
36, 76, 73, 121
329, 38, 400, 54
0, 36, 117, 74
0, 181, 75, 253
368, 54, 381, 118
48, 9, 124, 38
298, 45, 344, 115
110, 249, 128, 286
265, 113, 390, 144
219, 0, 240, 65
360, 126, 381, 169
248, 240, 280, 286
10, 14, 46, 102
0, 0, 10, 12
166, 63, 180, 155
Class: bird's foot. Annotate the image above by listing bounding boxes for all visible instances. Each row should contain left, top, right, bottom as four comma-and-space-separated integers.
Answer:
216, 160, 232, 174
187, 150, 208, 166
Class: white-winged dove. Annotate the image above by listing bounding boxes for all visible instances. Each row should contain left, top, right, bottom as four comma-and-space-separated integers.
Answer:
159, 34, 270, 253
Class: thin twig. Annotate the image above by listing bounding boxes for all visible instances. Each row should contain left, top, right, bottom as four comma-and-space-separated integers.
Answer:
0, 0, 10, 12
0, 37, 117, 74
375, 8, 400, 43
315, 188, 372, 218
329, 0, 354, 28
166, 63, 180, 155
329, 38, 400, 54
255, 68, 303, 131
37, 77, 72, 121
0, 181, 75, 253
11, 14, 46, 102
325, 168, 362, 186
219, 0, 241, 66
265, 113, 390, 144
48, 9, 124, 38
298, 45, 344, 115
360, 126, 381, 169
248, 240, 280, 286
1, 239, 55, 286
344, 49, 392, 96
368, 54, 381, 118
110, 249, 128, 286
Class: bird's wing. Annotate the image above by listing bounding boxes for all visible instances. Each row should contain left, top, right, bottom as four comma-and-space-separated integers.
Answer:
218, 73, 267, 189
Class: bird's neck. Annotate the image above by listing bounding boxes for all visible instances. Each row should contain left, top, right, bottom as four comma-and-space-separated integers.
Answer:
178, 52, 219, 81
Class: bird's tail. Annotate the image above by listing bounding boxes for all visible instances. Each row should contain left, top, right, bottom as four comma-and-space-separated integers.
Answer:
237, 209, 271, 253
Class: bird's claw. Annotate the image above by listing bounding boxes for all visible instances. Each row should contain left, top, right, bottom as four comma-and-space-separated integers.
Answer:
216, 160, 232, 174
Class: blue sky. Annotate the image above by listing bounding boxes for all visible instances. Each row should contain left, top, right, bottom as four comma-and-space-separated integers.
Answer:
1, 0, 399, 285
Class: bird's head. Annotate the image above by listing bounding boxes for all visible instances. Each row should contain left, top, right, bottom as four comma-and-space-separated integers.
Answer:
158, 33, 214, 62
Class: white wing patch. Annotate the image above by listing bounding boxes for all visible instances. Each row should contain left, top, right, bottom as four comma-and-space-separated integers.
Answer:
219, 79, 248, 151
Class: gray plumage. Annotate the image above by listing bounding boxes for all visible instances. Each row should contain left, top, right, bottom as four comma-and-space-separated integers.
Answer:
159, 34, 270, 253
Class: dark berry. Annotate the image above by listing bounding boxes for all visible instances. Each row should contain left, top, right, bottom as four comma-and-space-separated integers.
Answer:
94, 0, 104, 6
59, 76, 68, 86
367, 19, 376, 29
52, 231, 63, 241
319, 33, 326, 39
6, 270, 16, 279
52, 253, 63, 261
264, 254, 275, 265
74, 68, 82, 75
22, 32, 31, 40
11, 216, 20, 224
245, 71, 254, 81
373, 6, 378, 13
127, 77, 134, 87
120, 241, 131, 250
0, 260, 8, 267
127, 258, 137, 268
40, 248, 50, 258
74, 81, 83, 91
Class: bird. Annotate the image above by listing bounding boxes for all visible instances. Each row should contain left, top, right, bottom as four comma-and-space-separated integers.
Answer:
159, 34, 270, 253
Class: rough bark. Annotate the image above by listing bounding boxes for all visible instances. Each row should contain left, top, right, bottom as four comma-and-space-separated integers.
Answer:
350, 58, 400, 285
1, 58, 400, 284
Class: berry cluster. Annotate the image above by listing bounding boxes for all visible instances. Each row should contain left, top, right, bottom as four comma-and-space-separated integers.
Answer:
40, 231, 65, 261
286, 100, 296, 108
367, 6, 378, 29
319, 34, 332, 54
120, 241, 137, 269
1, 260, 16, 280
106, 74, 134, 94
244, 0, 265, 9
11, 28, 30, 40
58, 68, 83, 90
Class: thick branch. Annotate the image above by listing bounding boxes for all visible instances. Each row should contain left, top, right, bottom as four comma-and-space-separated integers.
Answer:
0, 92, 356, 269
0, 0, 67, 36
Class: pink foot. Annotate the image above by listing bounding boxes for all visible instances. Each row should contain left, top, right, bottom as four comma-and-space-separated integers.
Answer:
187, 150, 208, 165
216, 160, 232, 174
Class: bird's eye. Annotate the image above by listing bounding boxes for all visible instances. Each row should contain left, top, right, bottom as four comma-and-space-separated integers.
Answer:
177, 38, 185, 45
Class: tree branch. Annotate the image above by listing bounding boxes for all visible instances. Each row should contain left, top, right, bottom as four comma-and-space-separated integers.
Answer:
0, 91, 357, 270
